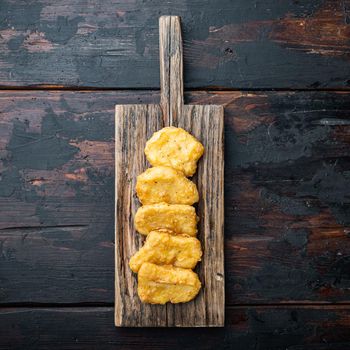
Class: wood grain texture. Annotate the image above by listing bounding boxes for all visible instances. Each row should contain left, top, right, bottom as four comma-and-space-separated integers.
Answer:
115, 16, 224, 327
159, 16, 183, 123
0, 0, 349, 89
1, 1, 348, 346
115, 104, 166, 327
0, 90, 349, 306
1, 306, 350, 349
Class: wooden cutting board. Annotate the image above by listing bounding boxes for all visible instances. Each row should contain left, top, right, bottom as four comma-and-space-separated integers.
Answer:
115, 16, 224, 327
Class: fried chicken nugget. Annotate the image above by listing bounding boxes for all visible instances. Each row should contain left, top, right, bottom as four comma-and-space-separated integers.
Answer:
138, 262, 201, 304
145, 127, 204, 177
136, 166, 199, 205
129, 230, 202, 273
134, 203, 198, 236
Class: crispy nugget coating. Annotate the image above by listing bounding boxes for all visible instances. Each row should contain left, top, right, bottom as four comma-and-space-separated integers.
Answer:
145, 127, 204, 177
136, 166, 199, 205
137, 262, 201, 304
134, 203, 198, 236
129, 230, 202, 272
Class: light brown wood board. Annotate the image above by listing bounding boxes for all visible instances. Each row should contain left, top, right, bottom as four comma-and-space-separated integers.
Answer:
115, 16, 224, 327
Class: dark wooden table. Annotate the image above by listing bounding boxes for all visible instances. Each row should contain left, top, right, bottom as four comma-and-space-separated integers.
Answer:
0, 1, 350, 349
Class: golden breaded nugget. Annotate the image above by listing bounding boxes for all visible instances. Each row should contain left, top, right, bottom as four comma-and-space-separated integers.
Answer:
137, 262, 201, 304
129, 230, 202, 272
145, 127, 204, 177
134, 203, 198, 236
136, 166, 198, 205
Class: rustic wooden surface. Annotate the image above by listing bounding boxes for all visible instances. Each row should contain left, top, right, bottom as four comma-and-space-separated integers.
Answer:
115, 16, 224, 326
0, 91, 349, 306
159, 16, 184, 123
0, 0, 350, 347
1, 306, 350, 350
115, 103, 224, 327
0, 0, 350, 89
0, 90, 349, 345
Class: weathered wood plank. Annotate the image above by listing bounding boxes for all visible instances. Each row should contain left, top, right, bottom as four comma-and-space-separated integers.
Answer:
159, 16, 184, 123
0, 90, 349, 304
0, 0, 349, 88
115, 104, 224, 327
0, 306, 350, 349
115, 16, 224, 326
115, 104, 166, 326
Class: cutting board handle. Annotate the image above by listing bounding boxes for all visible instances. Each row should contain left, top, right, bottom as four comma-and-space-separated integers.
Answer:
159, 16, 184, 125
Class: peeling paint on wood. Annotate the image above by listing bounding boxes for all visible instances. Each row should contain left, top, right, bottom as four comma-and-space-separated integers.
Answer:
0, 306, 350, 349
0, 90, 349, 305
0, 0, 349, 88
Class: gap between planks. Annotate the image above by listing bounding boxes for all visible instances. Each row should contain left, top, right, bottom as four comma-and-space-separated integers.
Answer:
1, 86, 350, 92
2, 302, 350, 309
